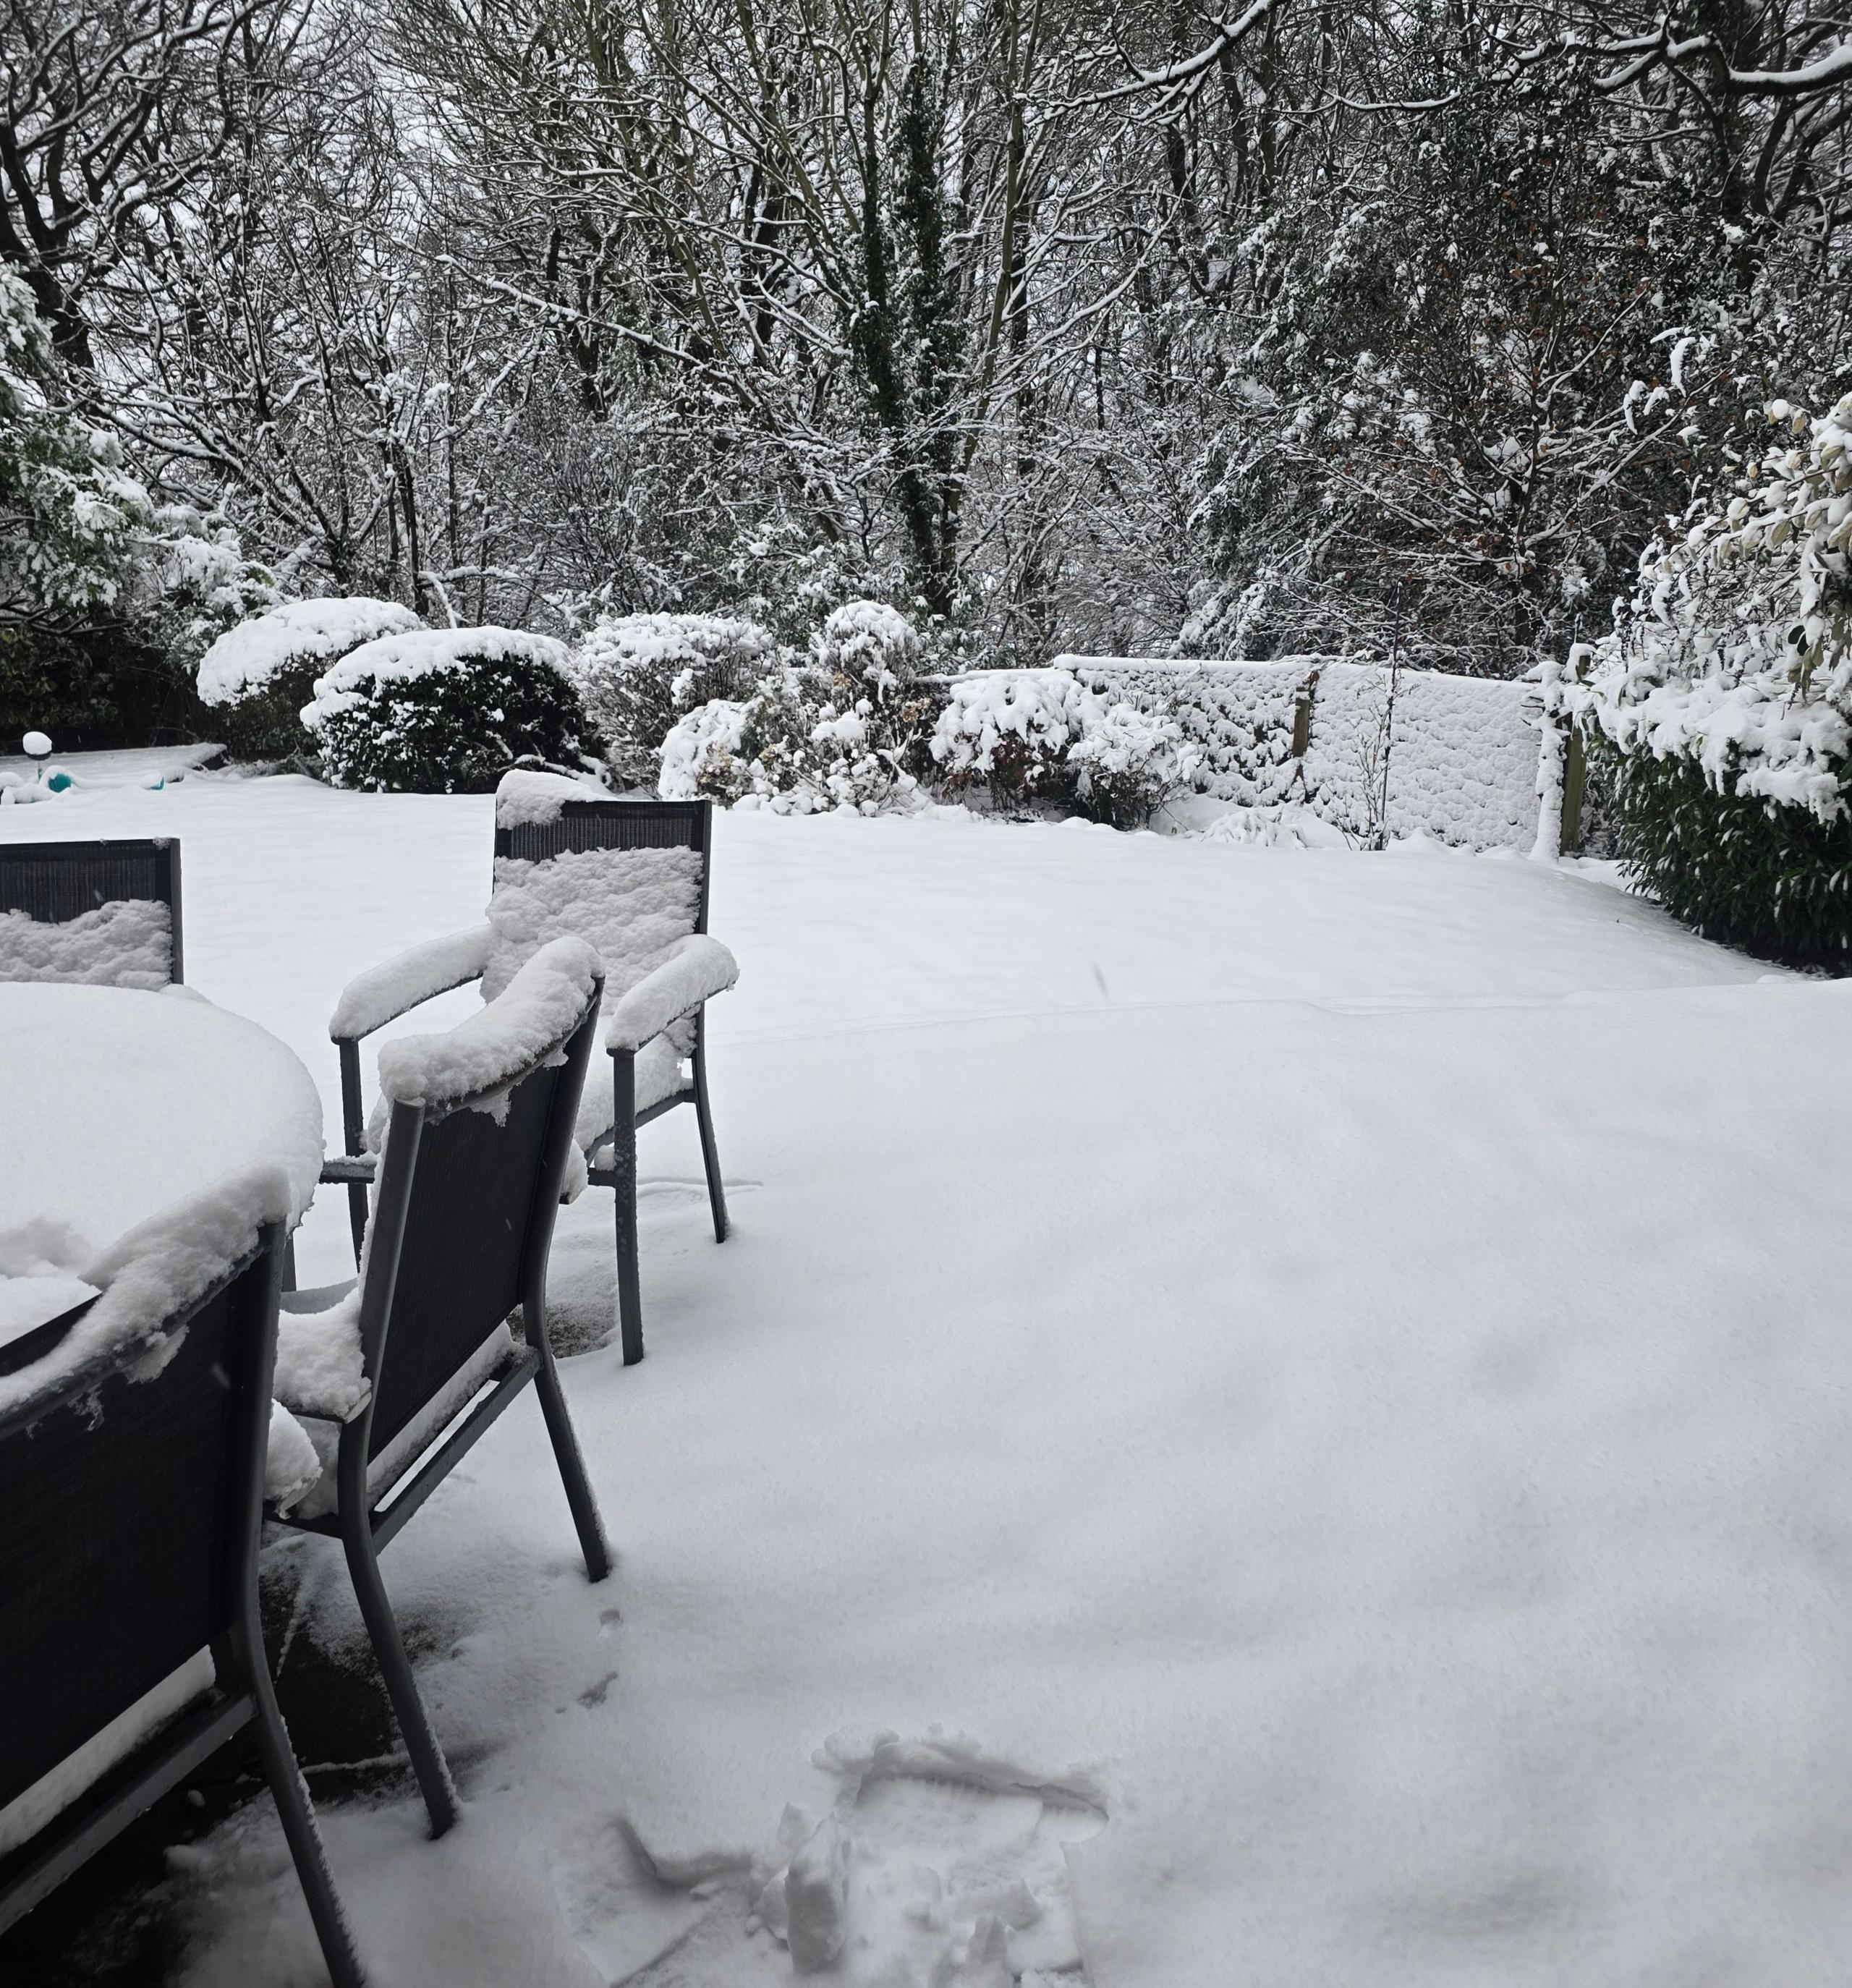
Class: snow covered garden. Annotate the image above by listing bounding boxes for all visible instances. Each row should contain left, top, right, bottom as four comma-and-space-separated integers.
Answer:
4, 755, 1850, 1987
11, 0, 1852, 1979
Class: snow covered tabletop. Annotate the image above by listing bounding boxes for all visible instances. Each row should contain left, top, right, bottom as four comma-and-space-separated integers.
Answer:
0, 982, 322, 1353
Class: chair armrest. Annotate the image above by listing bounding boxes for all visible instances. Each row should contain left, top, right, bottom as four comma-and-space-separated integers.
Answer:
603, 935, 739, 1055
328, 924, 494, 1042
319, 1154, 377, 1185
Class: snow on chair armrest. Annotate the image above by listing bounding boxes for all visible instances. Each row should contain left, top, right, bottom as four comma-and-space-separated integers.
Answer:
328, 923, 496, 1042
377, 936, 603, 1113
603, 935, 739, 1055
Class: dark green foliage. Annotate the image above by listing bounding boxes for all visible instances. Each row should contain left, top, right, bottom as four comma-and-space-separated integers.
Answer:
213, 663, 326, 763
1592, 731, 1852, 965
0, 629, 208, 752
315, 656, 592, 794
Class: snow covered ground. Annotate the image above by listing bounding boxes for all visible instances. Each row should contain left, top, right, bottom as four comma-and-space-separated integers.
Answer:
4, 767, 1850, 1987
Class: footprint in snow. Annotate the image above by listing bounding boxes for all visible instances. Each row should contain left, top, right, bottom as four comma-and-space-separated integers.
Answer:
555, 1728, 1106, 1986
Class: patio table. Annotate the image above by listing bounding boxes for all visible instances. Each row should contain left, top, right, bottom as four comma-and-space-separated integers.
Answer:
0, 982, 323, 1354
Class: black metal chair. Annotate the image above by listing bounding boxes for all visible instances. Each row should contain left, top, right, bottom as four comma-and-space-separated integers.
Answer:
0, 1204, 364, 1987
323, 778, 737, 1364
276, 938, 612, 1838
0, 837, 184, 985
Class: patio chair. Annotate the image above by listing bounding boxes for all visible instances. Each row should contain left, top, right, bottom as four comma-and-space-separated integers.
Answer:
324, 773, 738, 1364
274, 938, 612, 1838
0, 1184, 364, 1988
0, 837, 184, 987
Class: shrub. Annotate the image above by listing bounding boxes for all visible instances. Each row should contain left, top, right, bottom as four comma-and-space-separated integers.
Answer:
1589, 732, 1852, 962
658, 696, 757, 804
927, 669, 1088, 810
196, 596, 422, 759
1066, 698, 1202, 828
927, 667, 1199, 825
660, 601, 933, 814
815, 598, 921, 692
1579, 391, 1852, 961
571, 611, 775, 786
304, 626, 591, 793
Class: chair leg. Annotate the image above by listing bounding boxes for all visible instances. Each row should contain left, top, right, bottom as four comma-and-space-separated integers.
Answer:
246, 1660, 369, 1987
532, 1346, 611, 1581
692, 1024, 729, 1245
339, 1514, 459, 1838
611, 1053, 645, 1366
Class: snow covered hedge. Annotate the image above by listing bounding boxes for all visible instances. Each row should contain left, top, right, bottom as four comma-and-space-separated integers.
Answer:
931, 658, 1539, 845
303, 626, 592, 793
195, 596, 422, 758
571, 612, 775, 788
1577, 394, 1852, 960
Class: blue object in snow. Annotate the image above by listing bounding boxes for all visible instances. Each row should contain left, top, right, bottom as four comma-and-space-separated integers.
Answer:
44, 769, 73, 791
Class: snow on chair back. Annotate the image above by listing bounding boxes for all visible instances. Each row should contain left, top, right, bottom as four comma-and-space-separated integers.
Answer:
487, 778, 710, 1019
0, 838, 183, 987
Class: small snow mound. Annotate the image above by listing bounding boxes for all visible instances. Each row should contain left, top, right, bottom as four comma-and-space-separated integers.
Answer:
494, 768, 609, 827
1198, 803, 1345, 850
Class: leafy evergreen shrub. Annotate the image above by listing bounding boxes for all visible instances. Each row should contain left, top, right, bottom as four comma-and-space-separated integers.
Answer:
196, 597, 421, 760
305, 627, 590, 793
1589, 731, 1852, 963
1580, 391, 1852, 963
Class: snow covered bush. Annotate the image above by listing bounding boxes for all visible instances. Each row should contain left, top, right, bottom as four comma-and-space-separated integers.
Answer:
1579, 394, 1852, 960
1066, 698, 1202, 828
815, 599, 921, 693
571, 612, 775, 786
658, 696, 755, 804
928, 667, 1199, 825
195, 596, 420, 758
928, 669, 1089, 810
304, 626, 592, 794
659, 602, 933, 814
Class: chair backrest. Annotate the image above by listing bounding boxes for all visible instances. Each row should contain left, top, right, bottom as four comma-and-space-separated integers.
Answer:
361, 968, 600, 1458
0, 1229, 278, 1816
0, 838, 184, 986
485, 799, 710, 1009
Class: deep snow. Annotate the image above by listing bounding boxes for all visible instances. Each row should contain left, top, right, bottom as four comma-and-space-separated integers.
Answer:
3, 766, 1848, 1987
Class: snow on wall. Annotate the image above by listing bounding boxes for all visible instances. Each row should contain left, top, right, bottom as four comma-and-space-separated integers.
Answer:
1039, 657, 1542, 849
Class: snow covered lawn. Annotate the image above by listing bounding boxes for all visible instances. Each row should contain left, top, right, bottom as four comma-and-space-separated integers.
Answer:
5, 768, 1849, 1987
